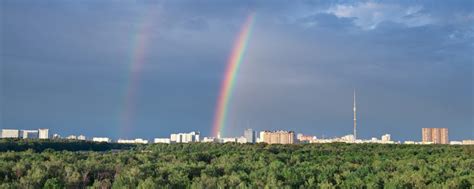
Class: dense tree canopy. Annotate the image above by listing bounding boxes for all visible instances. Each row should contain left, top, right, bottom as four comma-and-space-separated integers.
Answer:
0, 139, 473, 188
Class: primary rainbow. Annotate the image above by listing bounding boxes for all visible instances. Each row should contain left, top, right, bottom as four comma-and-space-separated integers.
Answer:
212, 13, 256, 137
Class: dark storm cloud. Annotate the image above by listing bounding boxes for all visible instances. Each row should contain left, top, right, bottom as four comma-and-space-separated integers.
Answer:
1, 0, 472, 141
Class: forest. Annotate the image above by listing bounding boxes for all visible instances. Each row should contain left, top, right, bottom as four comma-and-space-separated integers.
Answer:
0, 139, 473, 188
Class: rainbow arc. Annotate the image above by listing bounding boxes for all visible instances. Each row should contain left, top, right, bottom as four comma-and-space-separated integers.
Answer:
212, 13, 256, 137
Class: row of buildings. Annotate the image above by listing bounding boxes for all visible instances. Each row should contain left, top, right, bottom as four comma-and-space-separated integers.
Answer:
1, 129, 49, 139
2, 127, 471, 145
153, 130, 393, 145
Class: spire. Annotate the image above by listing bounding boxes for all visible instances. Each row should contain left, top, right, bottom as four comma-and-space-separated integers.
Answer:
353, 89, 357, 140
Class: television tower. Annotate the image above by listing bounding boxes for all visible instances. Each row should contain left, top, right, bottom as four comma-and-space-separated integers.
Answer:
353, 90, 357, 140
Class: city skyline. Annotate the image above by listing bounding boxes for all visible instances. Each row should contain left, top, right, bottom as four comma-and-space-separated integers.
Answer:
3, 127, 474, 146
1, 89, 472, 141
2, 1, 473, 141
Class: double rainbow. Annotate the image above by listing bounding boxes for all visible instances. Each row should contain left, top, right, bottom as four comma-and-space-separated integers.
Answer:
212, 13, 256, 137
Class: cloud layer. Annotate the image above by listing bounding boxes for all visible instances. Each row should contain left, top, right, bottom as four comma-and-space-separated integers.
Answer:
2, 0, 473, 141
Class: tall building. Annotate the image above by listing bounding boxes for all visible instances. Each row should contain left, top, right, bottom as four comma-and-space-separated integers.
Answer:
422, 128, 448, 144
1, 129, 20, 138
38, 129, 49, 139
170, 131, 200, 143
21, 130, 39, 139
244, 128, 256, 143
259, 130, 295, 144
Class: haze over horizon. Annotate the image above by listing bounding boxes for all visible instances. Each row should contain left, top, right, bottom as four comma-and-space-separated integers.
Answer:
1, 0, 473, 141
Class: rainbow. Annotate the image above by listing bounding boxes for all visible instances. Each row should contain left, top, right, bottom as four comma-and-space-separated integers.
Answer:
120, 9, 157, 136
212, 13, 256, 137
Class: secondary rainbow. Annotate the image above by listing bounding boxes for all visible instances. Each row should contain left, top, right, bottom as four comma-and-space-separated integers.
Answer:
120, 9, 157, 136
212, 13, 256, 137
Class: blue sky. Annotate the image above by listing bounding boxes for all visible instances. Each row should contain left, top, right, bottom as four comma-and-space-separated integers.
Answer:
1, 0, 473, 141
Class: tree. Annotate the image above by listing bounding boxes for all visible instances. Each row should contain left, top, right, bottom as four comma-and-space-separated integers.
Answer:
43, 178, 64, 189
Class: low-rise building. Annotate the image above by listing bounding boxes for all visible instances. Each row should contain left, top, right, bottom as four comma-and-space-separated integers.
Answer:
1, 129, 20, 138
92, 137, 111, 143
450, 141, 462, 145
381, 134, 391, 142
170, 131, 200, 143
462, 140, 474, 145
341, 134, 355, 142
78, 135, 86, 140
66, 135, 77, 140
22, 130, 39, 139
202, 137, 218, 143
237, 137, 247, 144
52, 133, 61, 139
154, 138, 171, 144
222, 137, 237, 143
117, 138, 148, 144
297, 134, 315, 143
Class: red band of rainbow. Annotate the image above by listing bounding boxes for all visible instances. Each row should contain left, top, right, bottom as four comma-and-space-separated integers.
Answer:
212, 13, 256, 137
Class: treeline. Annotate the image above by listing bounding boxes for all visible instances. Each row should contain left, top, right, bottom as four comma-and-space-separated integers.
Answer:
0, 139, 136, 152
0, 141, 473, 188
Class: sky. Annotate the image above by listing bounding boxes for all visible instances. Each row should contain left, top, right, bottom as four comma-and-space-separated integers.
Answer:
1, 0, 473, 141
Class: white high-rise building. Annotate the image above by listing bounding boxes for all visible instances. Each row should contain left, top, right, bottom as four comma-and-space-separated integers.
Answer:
38, 129, 49, 139
22, 130, 39, 139
244, 129, 256, 143
1, 129, 20, 138
170, 132, 200, 143
259, 131, 266, 143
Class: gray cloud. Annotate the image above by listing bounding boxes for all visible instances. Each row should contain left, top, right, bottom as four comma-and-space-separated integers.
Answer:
1, 0, 472, 141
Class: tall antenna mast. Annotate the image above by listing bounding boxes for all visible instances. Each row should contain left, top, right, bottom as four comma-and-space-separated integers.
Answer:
353, 89, 357, 140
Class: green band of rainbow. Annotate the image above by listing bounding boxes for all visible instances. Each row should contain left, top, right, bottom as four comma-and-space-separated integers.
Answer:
212, 13, 256, 137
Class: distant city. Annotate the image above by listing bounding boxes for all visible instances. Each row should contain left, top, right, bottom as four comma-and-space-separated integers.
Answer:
1, 127, 473, 145
1, 92, 473, 145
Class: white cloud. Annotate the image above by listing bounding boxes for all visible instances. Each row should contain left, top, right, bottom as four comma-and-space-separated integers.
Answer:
327, 2, 434, 30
